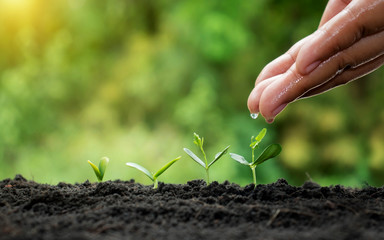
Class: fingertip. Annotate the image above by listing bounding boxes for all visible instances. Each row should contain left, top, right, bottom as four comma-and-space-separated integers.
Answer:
248, 76, 282, 115
266, 118, 274, 124
260, 103, 287, 124
247, 87, 259, 114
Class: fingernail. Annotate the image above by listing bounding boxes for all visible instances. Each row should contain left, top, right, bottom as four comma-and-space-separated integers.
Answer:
272, 103, 287, 117
305, 60, 321, 74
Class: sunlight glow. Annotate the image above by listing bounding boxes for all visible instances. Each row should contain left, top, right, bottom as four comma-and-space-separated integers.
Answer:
0, 0, 32, 12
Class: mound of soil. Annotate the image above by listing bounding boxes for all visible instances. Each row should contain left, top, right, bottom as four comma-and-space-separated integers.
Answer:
1, 175, 384, 240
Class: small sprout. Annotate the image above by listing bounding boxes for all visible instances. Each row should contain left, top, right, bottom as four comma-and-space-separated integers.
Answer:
230, 128, 281, 186
184, 133, 230, 184
88, 157, 109, 182
126, 156, 181, 189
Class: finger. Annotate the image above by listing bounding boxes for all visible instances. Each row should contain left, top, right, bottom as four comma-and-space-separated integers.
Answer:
257, 28, 384, 122
249, 36, 311, 115
255, 36, 310, 84
319, 0, 352, 27
301, 28, 384, 98
296, 0, 384, 75
248, 75, 282, 114
300, 53, 384, 98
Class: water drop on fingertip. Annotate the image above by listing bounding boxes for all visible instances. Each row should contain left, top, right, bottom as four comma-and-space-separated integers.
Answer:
250, 113, 259, 119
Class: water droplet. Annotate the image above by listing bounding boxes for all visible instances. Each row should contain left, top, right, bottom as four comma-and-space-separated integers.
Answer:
250, 113, 259, 119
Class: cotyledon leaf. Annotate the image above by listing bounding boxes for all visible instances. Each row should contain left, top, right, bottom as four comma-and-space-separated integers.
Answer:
88, 160, 102, 181
184, 148, 206, 168
229, 153, 250, 165
208, 145, 230, 167
98, 157, 109, 178
154, 156, 181, 179
126, 162, 154, 181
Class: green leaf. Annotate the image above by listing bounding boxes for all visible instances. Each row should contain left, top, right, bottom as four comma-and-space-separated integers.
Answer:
229, 153, 250, 165
252, 144, 282, 166
255, 128, 267, 142
126, 162, 154, 181
208, 145, 230, 167
98, 157, 109, 178
88, 160, 102, 181
184, 148, 206, 168
154, 156, 181, 179
193, 132, 203, 148
250, 128, 267, 149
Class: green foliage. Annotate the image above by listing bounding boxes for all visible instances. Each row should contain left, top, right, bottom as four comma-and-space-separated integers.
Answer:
184, 133, 230, 184
126, 156, 181, 189
0, 1, 383, 186
88, 157, 109, 182
250, 128, 266, 149
230, 129, 282, 186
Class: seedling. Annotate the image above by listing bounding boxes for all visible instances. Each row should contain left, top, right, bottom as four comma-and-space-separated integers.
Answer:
184, 133, 230, 184
230, 128, 281, 186
88, 157, 109, 182
126, 156, 181, 189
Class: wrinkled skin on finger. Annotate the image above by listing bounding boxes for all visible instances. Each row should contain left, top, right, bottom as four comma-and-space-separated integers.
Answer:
248, 0, 384, 123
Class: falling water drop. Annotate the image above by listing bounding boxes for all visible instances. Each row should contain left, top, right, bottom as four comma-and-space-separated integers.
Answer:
250, 113, 259, 119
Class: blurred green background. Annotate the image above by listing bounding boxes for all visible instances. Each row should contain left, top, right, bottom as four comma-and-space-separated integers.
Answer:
1, 0, 384, 187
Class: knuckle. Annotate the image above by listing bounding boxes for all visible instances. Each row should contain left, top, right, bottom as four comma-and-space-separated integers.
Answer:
286, 52, 296, 65
287, 67, 302, 82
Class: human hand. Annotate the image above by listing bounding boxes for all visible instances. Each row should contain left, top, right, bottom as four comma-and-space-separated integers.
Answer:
248, 0, 384, 123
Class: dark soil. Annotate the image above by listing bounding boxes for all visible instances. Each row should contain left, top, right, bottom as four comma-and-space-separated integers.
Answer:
1, 175, 384, 240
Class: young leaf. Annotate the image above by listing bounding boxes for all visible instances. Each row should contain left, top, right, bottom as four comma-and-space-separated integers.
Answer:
153, 156, 181, 179
250, 128, 267, 149
126, 162, 154, 181
193, 133, 203, 148
229, 153, 250, 165
183, 148, 206, 168
255, 128, 267, 142
88, 160, 102, 181
98, 157, 109, 177
208, 145, 230, 167
253, 144, 282, 166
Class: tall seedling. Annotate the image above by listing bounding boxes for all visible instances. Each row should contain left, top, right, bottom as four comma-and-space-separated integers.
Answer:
184, 133, 230, 184
230, 128, 281, 186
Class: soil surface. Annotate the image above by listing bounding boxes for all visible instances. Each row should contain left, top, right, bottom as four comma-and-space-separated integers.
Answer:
1, 175, 384, 240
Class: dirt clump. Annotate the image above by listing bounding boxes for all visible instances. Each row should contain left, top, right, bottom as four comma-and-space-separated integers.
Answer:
1, 175, 384, 240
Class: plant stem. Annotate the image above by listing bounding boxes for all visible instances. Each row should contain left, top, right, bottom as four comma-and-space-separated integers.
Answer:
200, 145, 208, 167
251, 146, 257, 187
251, 166, 257, 187
153, 179, 158, 189
200, 144, 209, 184
252, 147, 255, 164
